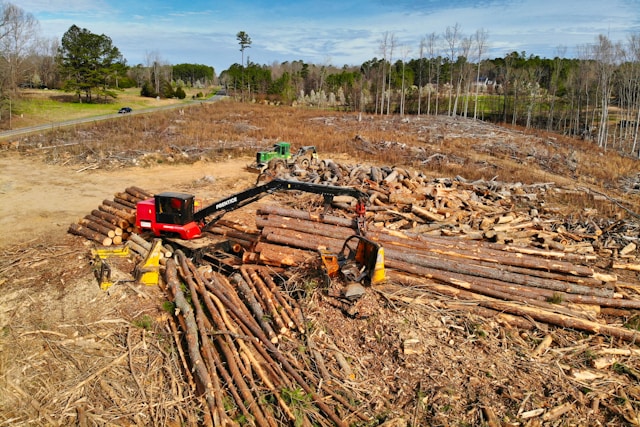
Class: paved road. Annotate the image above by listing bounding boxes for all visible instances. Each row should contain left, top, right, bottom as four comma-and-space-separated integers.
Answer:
0, 94, 225, 140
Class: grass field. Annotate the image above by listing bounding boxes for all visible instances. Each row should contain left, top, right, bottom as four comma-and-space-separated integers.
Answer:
5, 87, 211, 129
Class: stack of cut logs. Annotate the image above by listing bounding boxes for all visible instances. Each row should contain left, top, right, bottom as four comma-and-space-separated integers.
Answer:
241, 205, 640, 343
68, 186, 152, 246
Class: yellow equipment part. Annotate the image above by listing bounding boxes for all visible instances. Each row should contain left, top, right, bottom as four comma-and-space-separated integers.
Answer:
91, 245, 131, 291
319, 235, 385, 285
370, 246, 385, 285
135, 239, 164, 286
319, 247, 340, 278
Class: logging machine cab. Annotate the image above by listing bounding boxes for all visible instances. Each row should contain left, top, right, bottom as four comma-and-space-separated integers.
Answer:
136, 192, 202, 240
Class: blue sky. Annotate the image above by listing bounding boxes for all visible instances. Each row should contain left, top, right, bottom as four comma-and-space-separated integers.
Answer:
19, 0, 640, 73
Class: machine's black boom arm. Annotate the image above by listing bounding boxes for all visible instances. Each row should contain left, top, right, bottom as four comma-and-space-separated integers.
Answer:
194, 179, 368, 225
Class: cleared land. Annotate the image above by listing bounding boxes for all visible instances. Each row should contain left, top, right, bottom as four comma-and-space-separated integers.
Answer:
1, 101, 640, 426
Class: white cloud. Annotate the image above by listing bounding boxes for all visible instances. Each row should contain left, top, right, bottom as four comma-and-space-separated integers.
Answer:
17, 0, 640, 71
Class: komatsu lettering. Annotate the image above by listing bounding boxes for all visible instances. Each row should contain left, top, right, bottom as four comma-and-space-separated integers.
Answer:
215, 197, 238, 209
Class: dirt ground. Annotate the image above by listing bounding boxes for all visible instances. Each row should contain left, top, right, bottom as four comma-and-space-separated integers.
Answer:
2, 108, 640, 426
0, 154, 256, 249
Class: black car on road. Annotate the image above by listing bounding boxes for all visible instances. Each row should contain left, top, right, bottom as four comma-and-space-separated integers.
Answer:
118, 107, 132, 114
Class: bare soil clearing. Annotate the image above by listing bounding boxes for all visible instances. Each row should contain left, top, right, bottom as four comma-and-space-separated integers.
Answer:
1, 106, 640, 426
0, 153, 255, 248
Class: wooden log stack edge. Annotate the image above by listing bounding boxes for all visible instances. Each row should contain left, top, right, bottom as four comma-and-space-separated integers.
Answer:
68, 186, 153, 246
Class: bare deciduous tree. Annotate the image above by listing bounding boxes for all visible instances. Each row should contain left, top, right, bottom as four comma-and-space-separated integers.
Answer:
417, 37, 425, 116
0, 2, 40, 93
426, 32, 439, 116
378, 32, 389, 115
473, 29, 488, 121
592, 35, 620, 150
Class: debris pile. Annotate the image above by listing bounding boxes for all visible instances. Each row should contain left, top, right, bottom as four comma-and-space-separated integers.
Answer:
164, 251, 368, 426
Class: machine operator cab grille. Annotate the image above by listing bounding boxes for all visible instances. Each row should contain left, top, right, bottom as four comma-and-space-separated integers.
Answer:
155, 192, 195, 226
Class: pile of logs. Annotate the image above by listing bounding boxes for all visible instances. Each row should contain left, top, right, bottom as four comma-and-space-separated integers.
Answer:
63, 160, 640, 424
245, 205, 640, 342
68, 187, 152, 246
164, 251, 368, 426
279, 160, 639, 260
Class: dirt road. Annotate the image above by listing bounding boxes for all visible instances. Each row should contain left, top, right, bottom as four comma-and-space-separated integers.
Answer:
0, 152, 255, 248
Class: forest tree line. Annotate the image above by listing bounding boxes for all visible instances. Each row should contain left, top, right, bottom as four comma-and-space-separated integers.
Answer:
2, 2, 639, 156
220, 30, 640, 158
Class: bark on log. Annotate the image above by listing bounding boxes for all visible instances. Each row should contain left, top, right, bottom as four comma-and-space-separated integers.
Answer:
99, 202, 136, 223
113, 197, 137, 210
257, 204, 356, 229
114, 191, 143, 205
102, 199, 136, 214
91, 209, 128, 229
253, 242, 315, 267
126, 186, 153, 200
165, 258, 218, 424
68, 223, 112, 246
84, 214, 123, 236
79, 218, 116, 238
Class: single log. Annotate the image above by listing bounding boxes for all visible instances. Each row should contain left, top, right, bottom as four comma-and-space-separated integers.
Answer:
68, 223, 112, 246
612, 263, 640, 272
262, 226, 344, 253
215, 219, 261, 235
114, 191, 143, 205
99, 202, 136, 223
257, 204, 356, 229
253, 242, 315, 267
79, 218, 116, 238
126, 186, 153, 200
411, 205, 446, 222
91, 209, 128, 229
230, 272, 279, 344
102, 199, 136, 214
113, 196, 137, 210
84, 214, 123, 236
